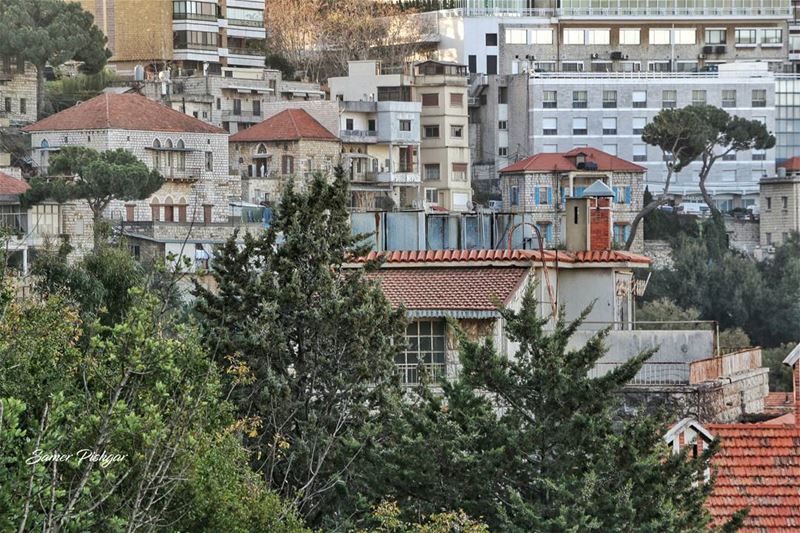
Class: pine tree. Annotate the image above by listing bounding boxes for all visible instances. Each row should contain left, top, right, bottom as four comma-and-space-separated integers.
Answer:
360, 287, 743, 532
194, 169, 406, 525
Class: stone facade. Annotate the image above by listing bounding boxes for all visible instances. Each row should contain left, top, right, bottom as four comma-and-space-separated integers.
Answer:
0, 63, 37, 125
724, 217, 760, 255
233, 138, 342, 205
759, 175, 800, 247
643, 239, 674, 270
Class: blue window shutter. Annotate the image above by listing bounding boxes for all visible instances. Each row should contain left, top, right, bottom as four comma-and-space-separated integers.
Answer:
560, 187, 566, 204
547, 187, 553, 205
576, 186, 585, 198
535, 187, 540, 205
624, 224, 631, 241
625, 186, 632, 204
547, 224, 553, 241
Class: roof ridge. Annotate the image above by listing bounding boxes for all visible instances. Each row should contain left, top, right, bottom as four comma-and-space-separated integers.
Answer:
287, 109, 300, 136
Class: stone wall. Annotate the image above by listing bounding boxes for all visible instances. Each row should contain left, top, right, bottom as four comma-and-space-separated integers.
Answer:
724, 217, 760, 255
643, 239, 674, 270
0, 64, 38, 125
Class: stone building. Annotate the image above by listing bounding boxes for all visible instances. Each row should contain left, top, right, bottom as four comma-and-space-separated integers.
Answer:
759, 162, 800, 248
229, 108, 342, 205
498, 147, 646, 250
0, 61, 37, 125
23, 92, 239, 261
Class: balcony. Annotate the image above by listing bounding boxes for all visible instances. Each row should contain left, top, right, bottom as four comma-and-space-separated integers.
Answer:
228, 47, 264, 57
222, 110, 262, 123
341, 129, 378, 143
377, 171, 421, 185
162, 167, 203, 183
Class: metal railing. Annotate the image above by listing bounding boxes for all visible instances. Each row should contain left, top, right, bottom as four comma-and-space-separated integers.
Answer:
341, 129, 378, 139
163, 166, 203, 182
589, 361, 690, 385
228, 47, 265, 57
227, 18, 264, 28
397, 363, 447, 386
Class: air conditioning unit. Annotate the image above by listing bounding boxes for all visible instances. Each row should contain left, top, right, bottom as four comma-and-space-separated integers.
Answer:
702, 45, 714, 54
610, 51, 623, 60
714, 45, 726, 54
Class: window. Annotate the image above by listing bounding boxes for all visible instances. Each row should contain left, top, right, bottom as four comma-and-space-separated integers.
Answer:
762, 28, 782, 45
281, 155, 294, 174
722, 89, 736, 107
766, 232, 772, 244
633, 144, 647, 161
752, 89, 767, 107
510, 186, 519, 206
399, 119, 411, 131
398, 320, 446, 385
673, 28, 696, 45
766, 197, 772, 209
424, 164, 440, 181
498, 86, 508, 104
205, 151, 213, 171
450, 125, 463, 138
782, 196, 788, 209
233, 98, 242, 115
485, 33, 497, 46
692, 90, 707, 105
662, 90, 677, 108
602, 144, 617, 156
498, 147, 508, 156
648, 61, 671, 72
603, 90, 617, 108
676, 61, 698, 72
450, 93, 463, 107
19, 98, 26, 114
345, 118, 354, 130
3, 98, 10, 112
563, 29, 585, 45
423, 125, 440, 138
542, 117, 557, 135
735, 28, 757, 45
591, 61, 612, 73
487, 55, 497, 75
649, 29, 671, 45
620, 61, 641, 72
531, 28, 553, 44
602, 117, 617, 134
752, 149, 766, 161
468, 54, 477, 73
536, 187, 551, 205
632, 91, 647, 108
619, 28, 640, 45
174, 1, 219, 21
172, 30, 219, 50
425, 188, 439, 203
534, 61, 556, 72
572, 117, 587, 135
252, 100, 261, 116
705, 29, 726, 45
505, 29, 527, 44
587, 29, 610, 45
498, 120, 507, 130
613, 224, 631, 244
614, 186, 632, 204
452, 163, 468, 181
543, 91, 557, 108
572, 90, 587, 108
421, 93, 439, 106
723, 152, 737, 161
561, 61, 584, 72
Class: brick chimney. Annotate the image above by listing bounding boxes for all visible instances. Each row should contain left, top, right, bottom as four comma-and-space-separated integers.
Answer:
589, 196, 612, 251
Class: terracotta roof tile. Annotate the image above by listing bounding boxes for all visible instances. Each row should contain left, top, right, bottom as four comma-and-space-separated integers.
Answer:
704, 423, 800, 532
500, 147, 646, 174
0, 172, 29, 195
357, 249, 651, 265
22, 93, 224, 134
229, 109, 337, 143
778, 156, 800, 171
369, 267, 529, 310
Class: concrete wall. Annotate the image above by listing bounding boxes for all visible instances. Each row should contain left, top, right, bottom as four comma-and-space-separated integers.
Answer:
724, 217, 760, 255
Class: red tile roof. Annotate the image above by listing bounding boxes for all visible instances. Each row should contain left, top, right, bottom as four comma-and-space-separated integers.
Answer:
778, 157, 800, 171
22, 93, 224, 134
0, 172, 29, 195
765, 392, 794, 412
705, 423, 800, 533
500, 147, 646, 174
229, 109, 337, 143
358, 248, 651, 265
370, 267, 529, 310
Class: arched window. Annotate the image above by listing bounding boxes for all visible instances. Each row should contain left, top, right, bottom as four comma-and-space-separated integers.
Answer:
257, 143, 267, 154
165, 139, 174, 170
150, 197, 161, 222
40, 139, 50, 172
177, 197, 187, 222
164, 196, 175, 222
176, 140, 186, 171
152, 139, 161, 169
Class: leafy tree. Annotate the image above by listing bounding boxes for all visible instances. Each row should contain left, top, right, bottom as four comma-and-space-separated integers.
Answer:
357, 289, 740, 532
0, 0, 110, 118
688, 105, 775, 217
762, 343, 795, 392
358, 501, 488, 533
44, 68, 116, 115
22, 146, 163, 249
637, 297, 701, 329
194, 169, 406, 525
0, 287, 307, 531
749, 232, 800, 346
627, 107, 708, 249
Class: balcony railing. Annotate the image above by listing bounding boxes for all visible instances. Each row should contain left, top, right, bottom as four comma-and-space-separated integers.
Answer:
227, 18, 264, 28
228, 47, 265, 56
377, 171, 421, 184
589, 361, 690, 385
162, 166, 203, 182
341, 129, 378, 141
397, 363, 447, 386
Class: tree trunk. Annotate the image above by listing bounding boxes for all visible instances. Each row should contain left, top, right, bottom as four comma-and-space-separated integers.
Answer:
624, 197, 670, 251
92, 209, 103, 250
36, 63, 46, 120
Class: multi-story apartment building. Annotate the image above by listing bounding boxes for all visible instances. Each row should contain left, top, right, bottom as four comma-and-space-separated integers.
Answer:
759, 162, 800, 247
77, 0, 266, 75
139, 66, 324, 134
498, 147, 646, 250
431, 0, 794, 75
473, 62, 776, 208
230, 109, 342, 205
23, 93, 240, 260
339, 100, 424, 210
329, 60, 473, 211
